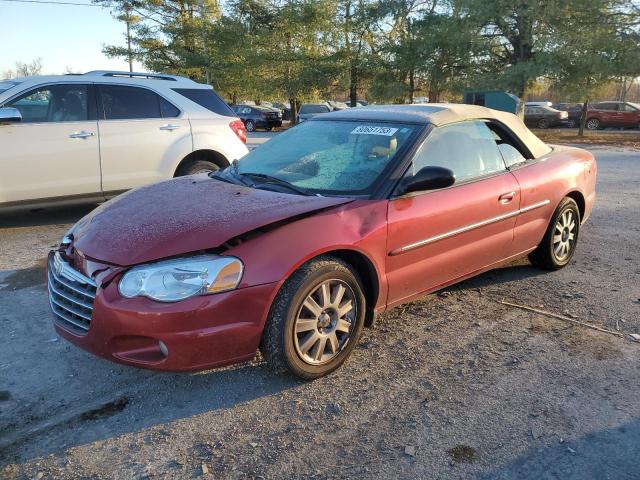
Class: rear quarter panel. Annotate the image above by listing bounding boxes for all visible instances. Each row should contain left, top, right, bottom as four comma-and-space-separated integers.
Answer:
189, 117, 249, 168
510, 145, 596, 254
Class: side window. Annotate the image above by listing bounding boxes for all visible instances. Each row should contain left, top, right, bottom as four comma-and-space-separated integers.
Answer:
598, 103, 618, 111
409, 121, 506, 184
6, 84, 89, 123
172, 88, 236, 117
159, 96, 180, 118
623, 104, 638, 112
99, 85, 161, 120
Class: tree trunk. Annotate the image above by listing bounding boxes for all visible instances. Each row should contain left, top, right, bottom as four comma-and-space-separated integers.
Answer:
349, 61, 358, 107
408, 68, 415, 104
290, 98, 298, 125
578, 100, 589, 137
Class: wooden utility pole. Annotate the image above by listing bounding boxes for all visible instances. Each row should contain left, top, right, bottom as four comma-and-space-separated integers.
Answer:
125, 2, 133, 72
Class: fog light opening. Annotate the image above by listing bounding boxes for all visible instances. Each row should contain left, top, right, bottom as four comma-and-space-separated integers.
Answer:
159, 341, 169, 358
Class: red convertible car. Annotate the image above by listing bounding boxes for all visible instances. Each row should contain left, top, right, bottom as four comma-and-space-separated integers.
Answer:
48, 104, 596, 379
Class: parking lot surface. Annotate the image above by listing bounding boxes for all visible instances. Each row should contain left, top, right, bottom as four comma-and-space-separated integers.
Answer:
1, 141, 639, 479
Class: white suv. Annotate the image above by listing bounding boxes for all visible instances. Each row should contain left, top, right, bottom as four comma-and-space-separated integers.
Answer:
0, 71, 248, 211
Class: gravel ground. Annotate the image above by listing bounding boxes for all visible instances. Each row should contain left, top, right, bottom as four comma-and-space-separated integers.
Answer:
0, 144, 639, 479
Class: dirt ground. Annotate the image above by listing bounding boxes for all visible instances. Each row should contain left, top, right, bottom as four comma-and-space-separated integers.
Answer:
0, 145, 639, 479
533, 128, 640, 149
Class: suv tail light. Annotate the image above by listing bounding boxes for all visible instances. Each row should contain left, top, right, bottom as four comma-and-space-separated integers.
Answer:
229, 119, 246, 144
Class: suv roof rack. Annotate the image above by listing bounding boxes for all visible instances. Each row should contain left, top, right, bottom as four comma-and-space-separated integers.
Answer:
83, 70, 193, 82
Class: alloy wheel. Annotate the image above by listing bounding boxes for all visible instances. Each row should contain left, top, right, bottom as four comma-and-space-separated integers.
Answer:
553, 209, 577, 261
293, 279, 356, 365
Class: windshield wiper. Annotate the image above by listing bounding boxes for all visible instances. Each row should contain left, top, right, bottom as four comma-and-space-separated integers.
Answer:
209, 160, 252, 187
240, 172, 321, 197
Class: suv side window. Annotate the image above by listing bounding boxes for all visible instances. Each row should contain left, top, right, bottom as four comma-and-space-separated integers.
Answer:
596, 102, 618, 111
408, 120, 507, 184
622, 103, 638, 112
99, 85, 162, 120
6, 84, 91, 123
172, 88, 236, 117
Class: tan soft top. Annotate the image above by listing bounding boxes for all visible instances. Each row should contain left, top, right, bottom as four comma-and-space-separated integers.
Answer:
424, 104, 552, 158
328, 103, 553, 159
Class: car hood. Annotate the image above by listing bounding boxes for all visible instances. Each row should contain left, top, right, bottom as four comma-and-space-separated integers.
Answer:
72, 175, 351, 266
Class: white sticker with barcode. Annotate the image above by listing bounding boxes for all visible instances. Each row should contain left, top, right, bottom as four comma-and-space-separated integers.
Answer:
350, 125, 399, 136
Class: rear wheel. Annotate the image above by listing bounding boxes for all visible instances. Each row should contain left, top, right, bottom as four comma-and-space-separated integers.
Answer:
537, 118, 550, 129
245, 120, 256, 132
261, 256, 366, 380
586, 118, 600, 130
176, 159, 220, 176
529, 197, 580, 270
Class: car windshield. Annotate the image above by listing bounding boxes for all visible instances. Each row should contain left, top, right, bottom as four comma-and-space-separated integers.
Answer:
235, 120, 418, 195
0, 80, 22, 95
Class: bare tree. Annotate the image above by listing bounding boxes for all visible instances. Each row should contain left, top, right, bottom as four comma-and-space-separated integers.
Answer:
3, 58, 43, 79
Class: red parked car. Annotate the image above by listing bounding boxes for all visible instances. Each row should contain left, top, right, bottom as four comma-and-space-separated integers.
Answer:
585, 101, 640, 130
48, 104, 597, 379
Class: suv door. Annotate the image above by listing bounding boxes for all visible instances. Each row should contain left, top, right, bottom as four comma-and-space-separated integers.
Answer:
96, 84, 192, 193
0, 83, 100, 205
385, 120, 521, 306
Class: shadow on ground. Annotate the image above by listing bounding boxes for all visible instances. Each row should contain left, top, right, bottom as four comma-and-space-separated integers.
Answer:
478, 418, 640, 480
0, 204, 96, 228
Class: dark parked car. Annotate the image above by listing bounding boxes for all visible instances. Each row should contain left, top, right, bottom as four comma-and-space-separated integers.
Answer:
553, 103, 584, 128
524, 105, 568, 129
272, 102, 292, 121
584, 101, 640, 130
298, 103, 331, 123
231, 105, 282, 132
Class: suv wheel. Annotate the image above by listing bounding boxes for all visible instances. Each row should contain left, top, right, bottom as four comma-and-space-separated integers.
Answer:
586, 118, 600, 130
261, 256, 366, 380
245, 120, 256, 132
176, 159, 220, 176
537, 118, 550, 129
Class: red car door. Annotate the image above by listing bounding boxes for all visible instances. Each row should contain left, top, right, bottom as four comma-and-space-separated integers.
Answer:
385, 120, 520, 307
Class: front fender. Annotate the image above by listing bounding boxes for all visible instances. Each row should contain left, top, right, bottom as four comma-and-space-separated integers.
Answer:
226, 199, 389, 312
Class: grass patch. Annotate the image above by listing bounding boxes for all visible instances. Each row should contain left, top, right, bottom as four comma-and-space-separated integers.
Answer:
533, 129, 640, 148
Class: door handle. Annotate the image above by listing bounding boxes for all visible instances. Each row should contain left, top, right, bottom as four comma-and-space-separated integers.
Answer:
159, 124, 180, 131
499, 191, 516, 204
68, 131, 95, 139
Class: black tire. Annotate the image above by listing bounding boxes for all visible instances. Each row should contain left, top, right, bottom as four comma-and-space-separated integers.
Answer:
529, 197, 580, 270
265, 126, 273, 131
261, 256, 366, 380
586, 118, 600, 130
245, 120, 256, 132
566, 119, 576, 128
537, 118, 550, 129
176, 159, 220, 176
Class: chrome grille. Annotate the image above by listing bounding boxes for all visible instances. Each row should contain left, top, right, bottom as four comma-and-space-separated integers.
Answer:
48, 252, 97, 333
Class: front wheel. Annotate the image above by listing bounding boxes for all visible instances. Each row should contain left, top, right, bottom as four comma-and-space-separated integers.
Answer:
537, 118, 550, 129
529, 197, 580, 270
586, 118, 600, 130
261, 256, 366, 380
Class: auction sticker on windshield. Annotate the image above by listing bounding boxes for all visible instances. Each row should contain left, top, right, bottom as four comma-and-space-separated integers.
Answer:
351, 125, 399, 136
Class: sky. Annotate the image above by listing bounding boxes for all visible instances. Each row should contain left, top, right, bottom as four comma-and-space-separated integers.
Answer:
1, 0, 141, 75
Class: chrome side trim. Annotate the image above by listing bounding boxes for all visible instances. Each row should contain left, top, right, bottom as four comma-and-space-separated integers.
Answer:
519, 199, 551, 213
389, 199, 551, 256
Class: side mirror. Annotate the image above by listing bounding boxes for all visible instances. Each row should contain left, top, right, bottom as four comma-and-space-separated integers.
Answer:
0, 107, 22, 123
400, 166, 455, 194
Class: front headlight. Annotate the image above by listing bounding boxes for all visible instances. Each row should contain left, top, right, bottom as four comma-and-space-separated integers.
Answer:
118, 255, 243, 302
